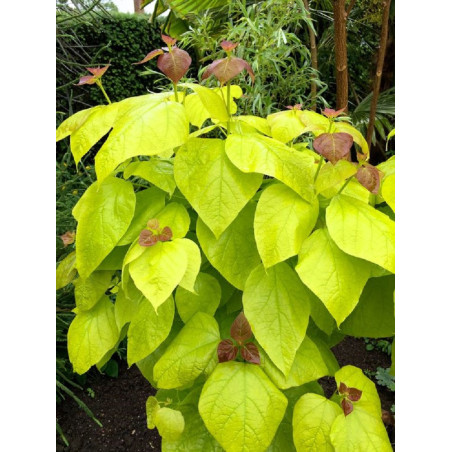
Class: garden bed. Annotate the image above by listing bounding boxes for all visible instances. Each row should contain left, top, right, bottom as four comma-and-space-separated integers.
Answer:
56, 336, 394, 451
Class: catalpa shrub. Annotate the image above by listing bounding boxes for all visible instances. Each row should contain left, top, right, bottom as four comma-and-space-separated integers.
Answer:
56, 37, 395, 451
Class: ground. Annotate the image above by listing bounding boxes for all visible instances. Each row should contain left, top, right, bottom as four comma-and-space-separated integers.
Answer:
56, 336, 394, 451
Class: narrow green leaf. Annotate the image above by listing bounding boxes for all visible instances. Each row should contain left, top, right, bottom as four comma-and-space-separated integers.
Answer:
68, 295, 119, 374
197, 202, 261, 290
255, 183, 318, 268
153, 312, 220, 389
296, 229, 372, 326
293, 393, 342, 451
175, 272, 221, 322
127, 296, 175, 365
174, 138, 262, 237
225, 133, 317, 204
74, 177, 136, 279
243, 263, 311, 375
198, 361, 288, 452
326, 195, 395, 273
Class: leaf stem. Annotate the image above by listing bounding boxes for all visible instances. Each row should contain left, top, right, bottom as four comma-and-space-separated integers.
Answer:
173, 83, 179, 102
313, 156, 324, 183
96, 80, 111, 105
337, 177, 352, 195
226, 82, 231, 134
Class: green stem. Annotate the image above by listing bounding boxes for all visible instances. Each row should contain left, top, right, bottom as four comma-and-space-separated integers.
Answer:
96, 80, 111, 105
173, 83, 179, 102
226, 82, 231, 134
327, 118, 334, 133
313, 156, 324, 183
337, 177, 352, 195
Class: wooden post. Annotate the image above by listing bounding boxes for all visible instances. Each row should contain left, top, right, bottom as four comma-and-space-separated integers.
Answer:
366, 0, 392, 148
333, 0, 348, 111
302, 0, 319, 111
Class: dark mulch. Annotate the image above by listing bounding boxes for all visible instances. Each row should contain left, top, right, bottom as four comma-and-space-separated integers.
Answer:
56, 362, 162, 452
56, 336, 394, 451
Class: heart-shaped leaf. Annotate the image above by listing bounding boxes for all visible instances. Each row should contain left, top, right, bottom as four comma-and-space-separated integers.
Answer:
241, 343, 260, 364
230, 312, 252, 345
221, 40, 238, 52
139, 230, 158, 247
341, 398, 354, 416
313, 133, 354, 164
347, 387, 363, 402
159, 226, 173, 242
157, 48, 192, 84
202, 57, 255, 84
355, 164, 383, 194
217, 339, 238, 363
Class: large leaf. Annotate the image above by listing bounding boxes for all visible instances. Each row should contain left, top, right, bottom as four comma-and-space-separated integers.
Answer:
56, 104, 118, 165
197, 203, 261, 290
315, 160, 357, 194
381, 173, 395, 212
73, 177, 135, 279
340, 276, 395, 338
153, 312, 220, 388
175, 272, 221, 322
334, 366, 382, 417
255, 183, 318, 268
267, 109, 309, 143
243, 263, 311, 375
117, 187, 166, 246
225, 133, 317, 204
296, 229, 372, 326
330, 406, 392, 451
199, 361, 288, 452
179, 83, 228, 122
114, 282, 143, 330
326, 195, 395, 273
73, 271, 113, 311
174, 138, 262, 237
129, 240, 188, 311
127, 296, 175, 365
261, 335, 339, 390
95, 101, 189, 184
293, 393, 342, 451
176, 238, 201, 292
68, 296, 119, 374
123, 159, 176, 195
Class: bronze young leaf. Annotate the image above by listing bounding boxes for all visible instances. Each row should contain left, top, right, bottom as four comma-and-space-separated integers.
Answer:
313, 132, 354, 164
217, 339, 238, 363
240, 343, 260, 365
356, 164, 383, 194
230, 311, 252, 345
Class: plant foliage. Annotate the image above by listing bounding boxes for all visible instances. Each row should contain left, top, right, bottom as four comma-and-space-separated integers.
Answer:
56, 37, 395, 451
